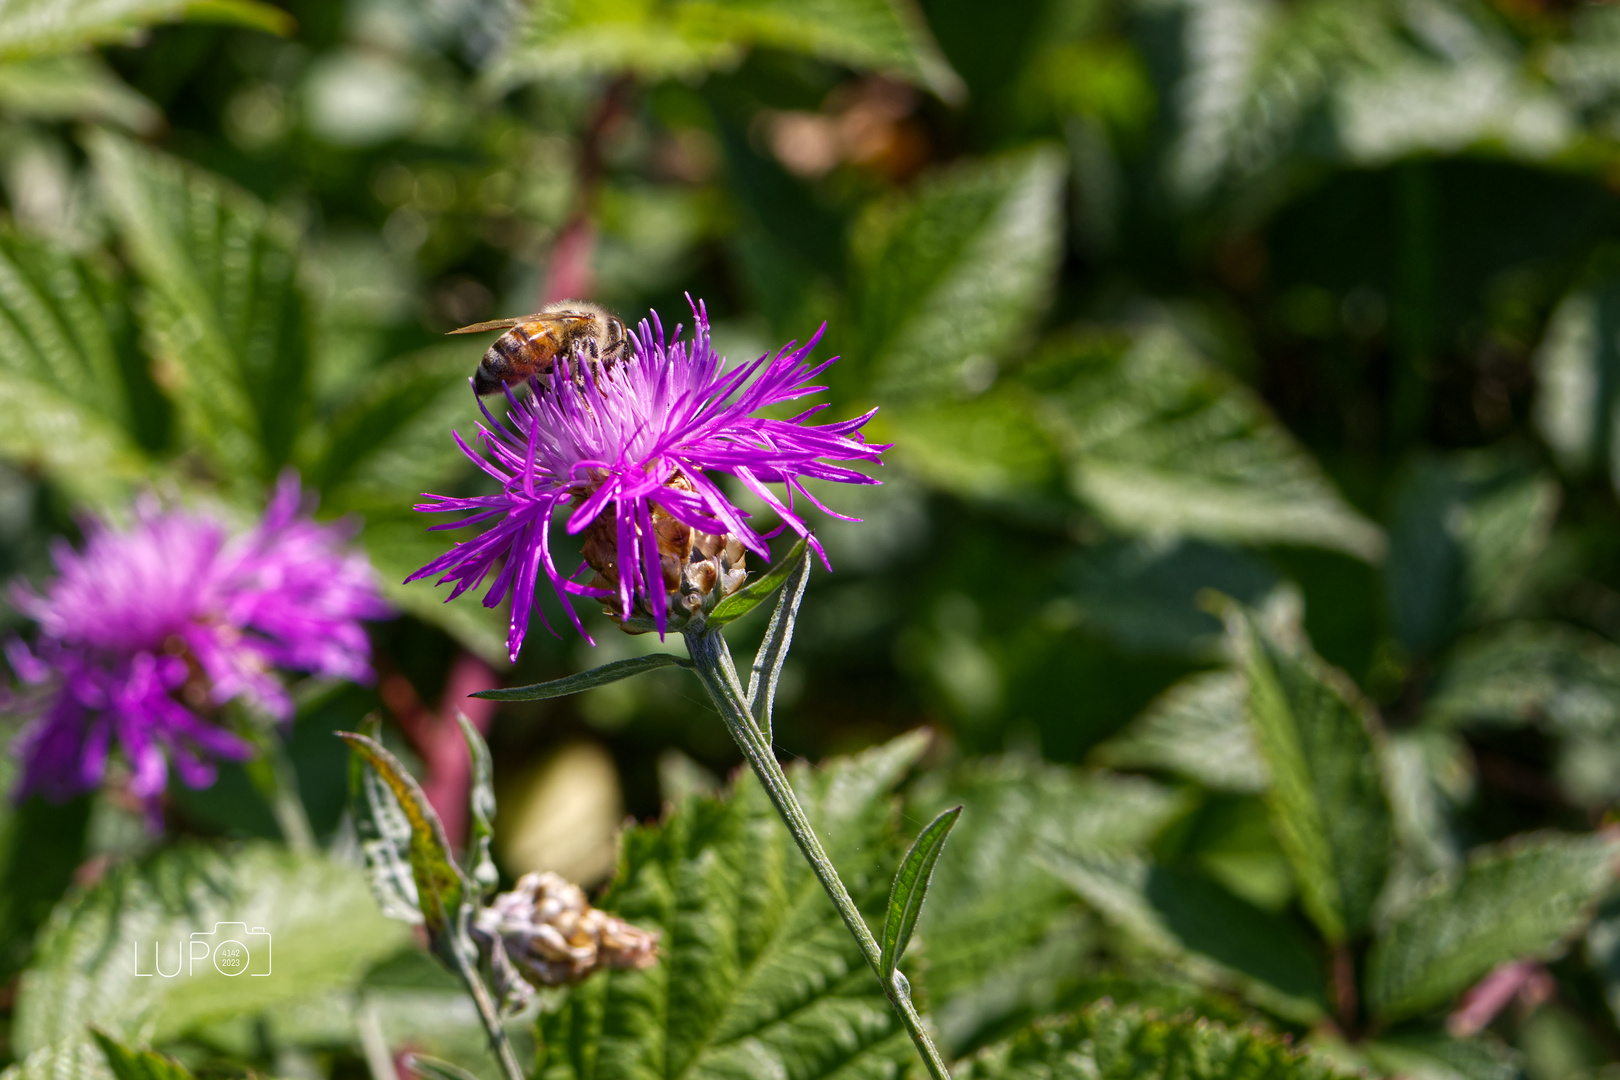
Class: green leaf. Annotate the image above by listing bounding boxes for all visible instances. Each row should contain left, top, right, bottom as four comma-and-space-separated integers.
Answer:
1029, 329, 1384, 560
489, 0, 961, 100
6, 1039, 115, 1080
906, 758, 1188, 1053
347, 718, 425, 926
709, 536, 810, 627
1385, 455, 1559, 654
1361, 1030, 1521, 1080
458, 713, 499, 899
403, 1053, 484, 1080
471, 653, 692, 701
1093, 671, 1268, 793
1367, 831, 1620, 1022
1426, 621, 1620, 735
1039, 851, 1326, 1023
13, 842, 411, 1056
336, 731, 468, 944
880, 805, 961, 977
0, 56, 157, 129
1062, 538, 1279, 658
0, 227, 153, 509
0, 0, 292, 59
955, 1001, 1351, 1080
88, 129, 310, 493
1425, 621, 1620, 806
313, 344, 480, 506
359, 513, 511, 668
744, 545, 810, 742
1535, 276, 1620, 482
535, 731, 931, 1079
90, 1031, 193, 1080
857, 147, 1065, 407
0, 795, 91, 981
880, 391, 1065, 507
1232, 607, 1393, 942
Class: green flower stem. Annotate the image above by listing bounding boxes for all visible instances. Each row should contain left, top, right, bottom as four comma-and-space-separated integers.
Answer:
445, 916, 527, 1080
684, 628, 953, 1080
243, 726, 316, 855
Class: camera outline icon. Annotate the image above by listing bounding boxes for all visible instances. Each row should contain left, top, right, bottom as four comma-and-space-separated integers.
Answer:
188, 922, 272, 977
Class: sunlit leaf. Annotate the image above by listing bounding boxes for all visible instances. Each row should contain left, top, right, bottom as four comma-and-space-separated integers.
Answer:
1385, 455, 1559, 655
1093, 671, 1268, 793
88, 130, 309, 496
1039, 851, 1325, 1022
457, 713, 498, 899
347, 718, 425, 926
13, 843, 411, 1056
0, 227, 153, 509
1231, 607, 1392, 942
1367, 832, 1620, 1021
1029, 329, 1384, 560
881, 804, 961, 977
955, 1001, 1350, 1080
490, 0, 961, 100
0, 0, 292, 60
535, 731, 931, 1079
907, 758, 1187, 1053
336, 732, 467, 944
91, 1031, 192, 1080
0, 56, 157, 129
857, 147, 1065, 406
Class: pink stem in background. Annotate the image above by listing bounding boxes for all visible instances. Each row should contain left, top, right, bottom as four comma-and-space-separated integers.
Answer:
540, 215, 595, 304
1447, 959, 1555, 1037
380, 651, 498, 848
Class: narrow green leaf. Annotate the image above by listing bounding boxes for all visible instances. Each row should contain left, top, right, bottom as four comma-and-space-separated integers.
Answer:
90, 1031, 193, 1080
1233, 607, 1393, 942
880, 805, 962, 977
457, 713, 499, 899
336, 732, 467, 940
1367, 831, 1620, 1021
402, 1053, 483, 1080
0, 0, 292, 59
471, 652, 691, 701
347, 716, 424, 925
744, 547, 811, 741
857, 147, 1065, 407
708, 536, 810, 627
955, 1000, 1352, 1080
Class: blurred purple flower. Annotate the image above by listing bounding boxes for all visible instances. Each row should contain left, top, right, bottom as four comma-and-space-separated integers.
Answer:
5, 473, 390, 808
409, 298, 886, 658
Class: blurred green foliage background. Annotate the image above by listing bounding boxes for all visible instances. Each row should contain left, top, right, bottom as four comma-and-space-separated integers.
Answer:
12, 0, 1620, 1079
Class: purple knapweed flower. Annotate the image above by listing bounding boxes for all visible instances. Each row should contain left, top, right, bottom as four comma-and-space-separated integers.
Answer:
4, 473, 389, 810
409, 299, 886, 658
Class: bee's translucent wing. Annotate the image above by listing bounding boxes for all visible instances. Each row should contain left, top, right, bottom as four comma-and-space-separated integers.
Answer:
448, 317, 531, 335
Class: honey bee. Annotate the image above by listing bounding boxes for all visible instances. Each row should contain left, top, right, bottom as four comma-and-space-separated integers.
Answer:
450, 301, 630, 395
